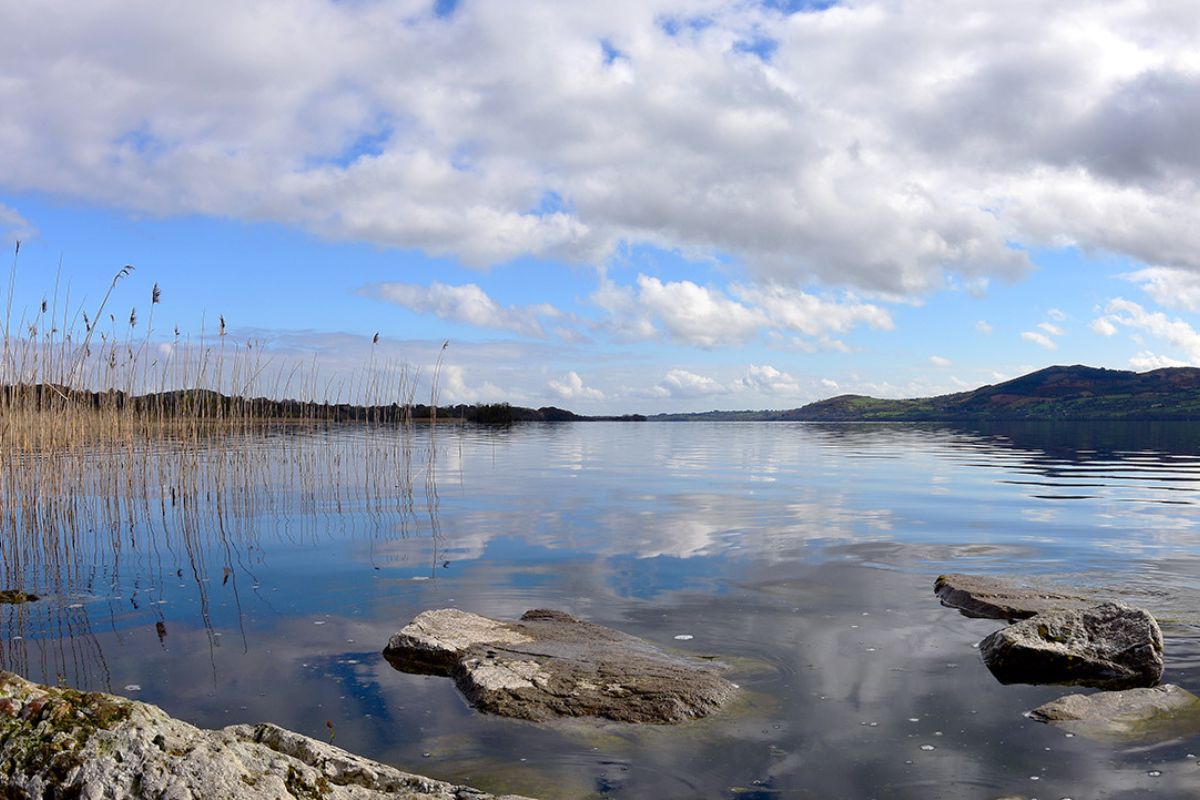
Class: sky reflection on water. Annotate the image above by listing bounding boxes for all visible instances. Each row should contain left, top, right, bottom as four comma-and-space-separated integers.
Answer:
4, 421, 1200, 798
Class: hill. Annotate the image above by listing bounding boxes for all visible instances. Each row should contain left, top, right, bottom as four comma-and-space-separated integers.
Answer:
651, 365, 1200, 422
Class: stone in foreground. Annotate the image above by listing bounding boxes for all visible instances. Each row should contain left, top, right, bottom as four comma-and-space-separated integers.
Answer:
383, 608, 735, 723
934, 573, 1091, 621
1029, 684, 1200, 742
0, 589, 38, 604
0, 671, 532, 800
980, 602, 1163, 690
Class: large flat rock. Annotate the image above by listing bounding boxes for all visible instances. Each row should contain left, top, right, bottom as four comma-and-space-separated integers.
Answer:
980, 602, 1163, 690
383, 608, 736, 723
0, 671, 532, 799
934, 573, 1092, 621
1029, 684, 1200, 742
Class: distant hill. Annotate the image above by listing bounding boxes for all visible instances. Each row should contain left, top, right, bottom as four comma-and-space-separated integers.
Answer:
649, 365, 1200, 422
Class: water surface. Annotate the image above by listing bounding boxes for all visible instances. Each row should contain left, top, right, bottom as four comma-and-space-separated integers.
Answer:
4, 421, 1200, 798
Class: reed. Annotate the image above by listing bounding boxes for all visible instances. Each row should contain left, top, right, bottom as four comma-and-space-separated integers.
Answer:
0, 244, 451, 688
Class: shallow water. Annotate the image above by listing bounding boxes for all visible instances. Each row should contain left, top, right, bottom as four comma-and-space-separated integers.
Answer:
4, 421, 1200, 798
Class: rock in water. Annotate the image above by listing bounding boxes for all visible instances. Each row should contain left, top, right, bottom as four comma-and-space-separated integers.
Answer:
980, 602, 1163, 690
383, 608, 736, 723
0, 671, 533, 799
933, 573, 1091, 620
0, 590, 38, 604
1029, 684, 1200, 742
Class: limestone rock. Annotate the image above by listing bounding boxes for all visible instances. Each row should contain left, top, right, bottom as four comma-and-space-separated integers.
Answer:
0, 671, 533, 799
383, 609, 735, 724
980, 602, 1163, 690
934, 573, 1091, 621
1029, 684, 1200, 742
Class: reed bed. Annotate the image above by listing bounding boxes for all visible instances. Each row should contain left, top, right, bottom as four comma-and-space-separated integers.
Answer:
0, 245, 449, 687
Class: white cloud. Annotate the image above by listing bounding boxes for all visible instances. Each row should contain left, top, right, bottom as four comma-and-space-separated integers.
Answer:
821, 378, 839, 390
975, 320, 993, 335
1092, 297, 1200, 364
592, 274, 891, 348
1021, 330, 1057, 350
1123, 266, 1200, 312
647, 368, 729, 399
1047, 308, 1067, 322
364, 282, 560, 337
1037, 321, 1064, 336
929, 355, 951, 367
736, 364, 803, 395
1091, 317, 1118, 336
548, 370, 604, 401
3, 1, 1199, 298
0, 203, 32, 243
1129, 351, 1189, 370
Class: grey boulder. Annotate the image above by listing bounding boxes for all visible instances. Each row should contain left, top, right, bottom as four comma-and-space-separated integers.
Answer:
1029, 684, 1200, 742
0, 671, 532, 800
980, 602, 1163, 689
934, 573, 1091, 621
383, 608, 736, 724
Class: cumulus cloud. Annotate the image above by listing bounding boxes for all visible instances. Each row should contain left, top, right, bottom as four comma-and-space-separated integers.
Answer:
1123, 267, 1200, 312
1037, 321, 1064, 336
929, 355, 951, 367
647, 368, 729, 399
1092, 298, 1200, 365
975, 320, 993, 335
0, 203, 32, 242
549, 370, 604, 401
735, 364, 803, 395
1129, 351, 1190, 371
592, 274, 891, 348
2, 1, 1198, 297
1022, 309, 1067, 350
1021, 330, 1057, 350
364, 282, 560, 337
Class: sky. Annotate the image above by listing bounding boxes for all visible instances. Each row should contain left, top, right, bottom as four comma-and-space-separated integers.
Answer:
2, 0, 1200, 414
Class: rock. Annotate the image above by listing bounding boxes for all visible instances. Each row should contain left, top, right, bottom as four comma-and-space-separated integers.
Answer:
0, 590, 39, 604
933, 573, 1091, 620
980, 602, 1163, 690
0, 671, 533, 799
1029, 684, 1200, 742
383, 608, 736, 723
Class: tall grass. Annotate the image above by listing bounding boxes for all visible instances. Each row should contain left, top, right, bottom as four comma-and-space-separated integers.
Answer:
0, 245, 451, 686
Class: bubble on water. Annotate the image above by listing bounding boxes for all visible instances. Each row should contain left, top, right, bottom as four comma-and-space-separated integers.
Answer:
907, 718, 920, 723
67, 603, 83, 609
674, 634, 694, 640
1030, 776, 1039, 781
933, 731, 943, 736
919, 744, 936, 751
313, 620, 326, 625
1148, 770, 1162, 777
123, 684, 141, 692
1064, 733, 1074, 738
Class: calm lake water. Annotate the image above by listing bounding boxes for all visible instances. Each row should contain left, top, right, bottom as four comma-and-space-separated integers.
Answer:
5, 421, 1200, 798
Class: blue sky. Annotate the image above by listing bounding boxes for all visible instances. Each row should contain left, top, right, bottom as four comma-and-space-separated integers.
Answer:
2, 0, 1199, 413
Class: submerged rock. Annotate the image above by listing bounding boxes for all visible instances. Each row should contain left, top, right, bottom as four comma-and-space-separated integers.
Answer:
1029, 684, 1200, 742
0, 671, 533, 799
980, 602, 1163, 690
0, 589, 39, 604
383, 608, 736, 723
933, 573, 1091, 621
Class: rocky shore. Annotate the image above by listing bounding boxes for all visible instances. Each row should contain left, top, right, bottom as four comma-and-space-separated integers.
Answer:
0, 671, 533, 799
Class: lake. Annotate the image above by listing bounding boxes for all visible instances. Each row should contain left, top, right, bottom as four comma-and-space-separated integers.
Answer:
4, 421, 1200, 798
